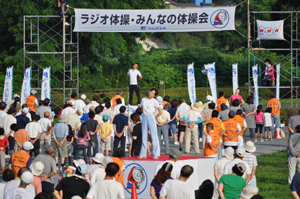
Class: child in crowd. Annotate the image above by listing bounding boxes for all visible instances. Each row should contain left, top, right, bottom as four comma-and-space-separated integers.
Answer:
264, 107, 273, 141
254, 105, 264, 142
112, 148, 125, 188
74, 123, 90, 163
130, 113, 142, 157
100, 115, 112, 157
0, 128, 9, 174
67, 125, 74, 166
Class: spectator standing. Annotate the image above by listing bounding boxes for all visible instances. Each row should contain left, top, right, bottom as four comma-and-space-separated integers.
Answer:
113, 99, 123, 116
267, 93, 282, 138
216, 92, 229, 112
130, 113, 142, 157
168, 99, 179, 145
16, 107, 30, 129
6, 95, 20, 112
86, 111, 99, 163
26, 115, 42, 157
67, 112, 81, 156
177, 97, 190, 151
90, 157, 113, 184
73, 94, 87, 112
288, 125, 300, 184
113, 106, 128, 153
219, 103, 230, 122
201, 103, 215, 150
0, 102, 7, 123
1, 108, 17, 156
204, 123, 222, 157
243, 141, 258, 186
229, 88, 244, 105
112, 148, 125, 188
100, 115, 112, 157
25, 89, 38, 119
66, 125, 74, 165
264, 107, 273, 141
195, 180, 214, 199
36, 99, 51, 118
254, 105, 264, 142
156, 104, 171, 155
94, 105, 104, 152
202, 95, 214, 109
13, 124, 30, 151
74, 123, 90, 164
99, 102, 114, 124
29, 162, 44, 195
111, 90, 125, 110
288, 110, 300, 139
60, 101, 76, 117
38, 112, 52, 154
128, 63, 142, 105
241, 96, 256, 143
87, 153, 104, 184
66, 93, 77, 105
229, 99, 241, 113
84, 99, 96, 114
0, 128, 9, 174
91, 95, 100, 106
234, 110, 248, 148
0, 169, 15, 197
223, 111, 242, 150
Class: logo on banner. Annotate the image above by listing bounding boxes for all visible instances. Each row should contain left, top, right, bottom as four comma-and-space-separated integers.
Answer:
259, 26, 281, 36
43, 71, 48, 79
207, 67, 215, 76
210, 9, 229, 29
233, 68, 237, 75
125, 163, 148, 195
6, 71, 11, 78
188, 68, 194, 75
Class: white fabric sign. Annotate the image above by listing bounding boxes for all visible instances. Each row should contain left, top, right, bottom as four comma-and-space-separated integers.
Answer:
205, 63, 217, 103
41, 67, 51, 101
3, 66, 13, 104
232, 63, 238, 94
252, 65, 259, 106
74, 7, 236, 32
187, 63, 196, 104
276, 64, 280, 99
257, 20, 284, 40
21, 67, 31, 105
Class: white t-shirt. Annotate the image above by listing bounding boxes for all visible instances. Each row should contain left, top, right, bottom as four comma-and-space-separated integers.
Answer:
0, 183, 5, 199
160, 179, 195, 199
84, 104, 96, 114
264, 113, 272, 127
184, 110, 202, 128
1, 115, 16, 136
15, 112, 32, 121
128, 69, 142, 85
86, 179, 125, 199
223, 158, 251, 180
3, 180, 35, 198
4, 187, 34, 199
61, 107, 76, 117
91, 101, 100, 106
213, 157, 231, 187
90, 167, 106, 185
113, 104, 123, 116
0, 111, 7, 125
73, 99, 86, 112
177, 103, 190, 119
154, 160, 181, 180
25, 122, 42, 138
140, 98, 159, 115
38, 118, 52, 132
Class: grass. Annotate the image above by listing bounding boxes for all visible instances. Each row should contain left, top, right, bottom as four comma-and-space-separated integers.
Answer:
256, 150, 292, 199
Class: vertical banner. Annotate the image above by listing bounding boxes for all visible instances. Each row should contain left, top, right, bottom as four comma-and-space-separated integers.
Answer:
252, 65, 259, 106
187, 63, 196, 104
204, 63, 217, 103
232, 63, 238, 94
276, 64, 280, 99
21, 67, 31, 105
41, 67, 51, 101
3, 66, 13, 104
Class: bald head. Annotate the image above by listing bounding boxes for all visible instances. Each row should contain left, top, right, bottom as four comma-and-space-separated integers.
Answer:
44, 111, 50, 118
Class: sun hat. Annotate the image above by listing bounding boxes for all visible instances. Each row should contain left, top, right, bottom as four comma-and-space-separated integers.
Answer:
59, 115, 68, 123
163, 103, 171, 111
7, 108, 16, 114
224, 147, 234, 160
92, 153, 104, 164
157, 96, 163, 104
30, 89, 37, 95
22, 107, 29, 114
206, 95, 213, 101
81, 94, 87, 100
221, 103, 228, 111
244, 141, 256, 153
169, 149, 182, 160
228, 110, 236, 118
30, 161, 44, 176
235, 147, 245, 158
23, 141, 34, 150
73, 159, 86, 167
236, 162, 246, 174
240, 185, 259, 199
21, 171, 34, 184
13, 94, 20, 98
191, 102, 202, 112
78, 164, 89, 175
99, 157, 113, 167
89, 106, 95, 112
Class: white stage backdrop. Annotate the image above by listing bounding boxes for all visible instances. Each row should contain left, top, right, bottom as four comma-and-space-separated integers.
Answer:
276, 64, 281, 99
3, 66, 13, 104
187, 63, 196, 104
257, 20, 284, 40
205, 63, 217, 103
232, 63, 238, 94
21, 67, 31, 105
41, 68, 51, 101
74, 7, 236, 32
252, 65, 259, 106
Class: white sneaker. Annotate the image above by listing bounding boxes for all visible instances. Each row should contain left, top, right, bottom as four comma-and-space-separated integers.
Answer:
260, 139, 264, 142
125, 148, 129, 152
174, 142, 180, 145
5, 155, 10, 158
65, 22, 70, 26
199, 138, 203, 142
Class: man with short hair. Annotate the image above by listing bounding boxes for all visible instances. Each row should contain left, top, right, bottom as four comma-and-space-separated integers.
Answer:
1, 108, 17, 156
160, 165, 195, 199
234, 109, 247, 148
90, 157, 113, 184
219, 103, 230, 122
128, 63, 142, 105
204, 123, 223, 157
216, 91, 229, 112
288, 110, 300, 138
86, 162, 125, 199
25, 89, 38, 118
32, 146, 57, 198
177, 97, 190, 151
113, 98, 123, 116
38, 112, 52, 154
36, 98, 51, 118
73, 94, 87, 112
67, 93, 77, 104
0, 102, 7, 124
86, 111, 99, 163
99, 102, 114, 123
111, 90, 125, 110
113, 106, 128, 153
84, 99, 96, 114
201, 103, 216, 149
267, 93, 282, 138
61, 101, 76, 117
26, 115, 43, 157
91, 95, 100, 106
16, 107, 30, 129
223, 111, 242, 150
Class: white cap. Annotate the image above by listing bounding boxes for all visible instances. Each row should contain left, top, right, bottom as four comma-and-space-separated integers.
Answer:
68, 101, 74, 106
13, 94, 20, 98
240, 185, 259, 199
156, 96, 163, 104
21, 171, 34, 184
235, 147, 245, 158
92, 153, 104, 164
23, 141, 34, 150
206, 95, 213, 101
30, 89, 37, 95
30, 161, 44, 176
81, 94, 87, 100
22, 107, 29, 114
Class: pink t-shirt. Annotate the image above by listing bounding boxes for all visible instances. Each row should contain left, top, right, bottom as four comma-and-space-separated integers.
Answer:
31, 176, 42, 194
254, 111, 264, 123
230, 94, 243, 102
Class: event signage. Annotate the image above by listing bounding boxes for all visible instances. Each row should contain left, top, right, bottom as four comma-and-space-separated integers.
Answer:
21, 67, 31, 105
257, 20, 284, 40
204, 63, 217, 103
276, 64, 280, 99
41, 67, 51, 101
74, 7, 236, 32
232, 63, 238, 94
187, 63, 196, 104
3, 66, 13, 104
252, 65, 259, 106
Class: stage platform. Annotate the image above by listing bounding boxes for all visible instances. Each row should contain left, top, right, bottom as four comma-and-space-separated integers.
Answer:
122, 155, 215, 199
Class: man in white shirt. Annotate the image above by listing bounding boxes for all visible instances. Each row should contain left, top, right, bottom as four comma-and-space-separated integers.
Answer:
84, 99, 96, 114
1, 108, 17, 156
25, 115, 42, 157
113, 99, 123, 116
60, 101, 76, 117
90, 157, 113, 185
38, 112, 52, 154
0, 102, 7, 124
160, 165, 195, 199
86, 162, 125, 199
128, 63, 142, 105
177, 97, 190, 151
73, 94, 87, 112
154, 149, 182, 179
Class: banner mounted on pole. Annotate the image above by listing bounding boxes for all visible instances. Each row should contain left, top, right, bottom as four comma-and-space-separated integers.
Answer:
74, 7, 236, 32
232, 63, 238, 94
187, 63, 196, 104
276, 64, 280, 99
41, 67, 51, 101
252, 65, 259, 106
3, 66, 13, 104
204, 63, 217, 103
257, 20, 284, 40
21, 67, 31, 105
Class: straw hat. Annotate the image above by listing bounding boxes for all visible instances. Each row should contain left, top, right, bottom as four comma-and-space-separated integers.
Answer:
191, 102, 202, 111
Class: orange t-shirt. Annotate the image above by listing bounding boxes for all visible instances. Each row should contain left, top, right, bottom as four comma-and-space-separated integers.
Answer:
14, 129, 29, 149
112, 157, 125, 188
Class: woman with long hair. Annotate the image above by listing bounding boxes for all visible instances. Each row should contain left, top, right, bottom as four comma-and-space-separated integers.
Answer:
10, 97, 21, 112
241, 96, 257, 143
74, 123, 90, 163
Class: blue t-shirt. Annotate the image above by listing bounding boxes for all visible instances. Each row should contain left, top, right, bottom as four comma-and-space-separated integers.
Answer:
16, 115, 30, 129
53, 123, 69, 138
80, 113, 89, 123
168, 107, 177, 125
59, 0, 69, 13
291, 172, 300, 197
113, 114, 128, 136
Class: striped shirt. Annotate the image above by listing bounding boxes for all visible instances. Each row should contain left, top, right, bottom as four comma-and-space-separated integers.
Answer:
243, 152, 257, 180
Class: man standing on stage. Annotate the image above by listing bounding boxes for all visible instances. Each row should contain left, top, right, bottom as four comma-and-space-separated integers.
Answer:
128, 63, 142, 105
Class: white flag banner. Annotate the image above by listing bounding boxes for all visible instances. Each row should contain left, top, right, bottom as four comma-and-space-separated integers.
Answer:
252, 65, 259, 106
232, 63, 238, 94
187, 63, 196, 104
21, 67, 31, 105
74, 7, 236, 32
257, 20, 284, 40
276, 64, 280, 99
3, 66, 13, 104
204, 63, 217, 103
41, 67, 51, 101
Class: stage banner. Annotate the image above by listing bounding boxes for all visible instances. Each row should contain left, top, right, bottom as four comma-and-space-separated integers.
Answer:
3, 66, 13, 104
74, 7, 236, 32
204, 63, 217, 103
252, 65, 259, 106
187, 63, 196, 104
257, 20, 284, 40
21, 67, 31, 105
41, 67, 51, 101
276, 64, 280, 99
232, 63, 238, 94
